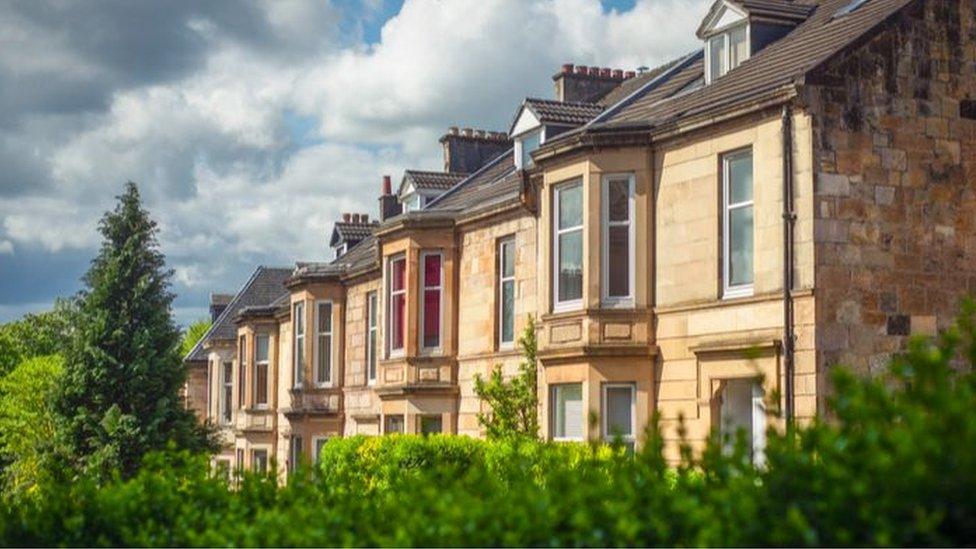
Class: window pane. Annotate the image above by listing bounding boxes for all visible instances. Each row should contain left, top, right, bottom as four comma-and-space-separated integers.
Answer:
423, 289, 440, 348
392, 294, 405, 350
314, 439, 328, 462
720, 379, 755, 455
730, 26, 748, 69
606, 386, 633, 437
729, 205, 754, 287
607, 178, 630, 222
709, 35, 726, 80
392, 258, 405, 291
385, 415, 404, 434
607, 225, 629, 297
322, 302, 333, 332
501, 280, 515, 343
558, 183, 583, 229
256, 335, 269, 362
420, 416, 442, 435
558, 230, 583, 302
368, 293, 377, 327
223, 362, 233, 383
521, 131, 541, 168
553, 384, 583, 439
424, 254, 441, 287
729, 154, 753, 204
368, 331, 377, 379
256, 363, 268, 404
501, 239, 515, 278
294, 303, 304, 335
317, 335, 331, 383
295, 342, 304, 384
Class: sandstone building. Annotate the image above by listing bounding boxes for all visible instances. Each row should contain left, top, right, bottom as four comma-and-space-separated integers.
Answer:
184, 0, 976, 471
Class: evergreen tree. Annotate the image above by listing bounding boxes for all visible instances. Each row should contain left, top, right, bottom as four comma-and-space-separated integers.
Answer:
58, 182, 214, 478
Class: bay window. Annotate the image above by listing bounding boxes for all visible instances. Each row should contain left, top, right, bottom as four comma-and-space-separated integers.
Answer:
498, 236, 516, 347
315, 301, 333, 386
722, 149, 754, 297
421, 252, 442, 349
293, 301, 305, 388
602, 383, 636, 450
553, 180, 583, 311
550, 383, 583, 441
254, 334, 269, 407
366, 291, 378, 385
387, 255, 406, 355
602, 174, 635, 304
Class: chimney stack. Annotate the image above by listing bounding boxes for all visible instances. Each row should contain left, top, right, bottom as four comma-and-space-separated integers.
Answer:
553, 62, 632, 103
439, 127, 511, 174
343, 212, 352, 222
378, 175, 401, 222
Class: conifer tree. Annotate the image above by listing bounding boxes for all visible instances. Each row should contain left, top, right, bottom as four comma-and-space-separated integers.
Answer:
58, 182, 213, 478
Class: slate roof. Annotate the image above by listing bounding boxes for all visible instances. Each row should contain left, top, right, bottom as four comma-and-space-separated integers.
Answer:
401, 170, 468, 192
518, 98, 605, 130
330, 220, 378, 248
331, 235, 379, 275
597, 58, 684, 107
596, 0, 915, 131
426, 149, 517, 212
183, 266, 292, 362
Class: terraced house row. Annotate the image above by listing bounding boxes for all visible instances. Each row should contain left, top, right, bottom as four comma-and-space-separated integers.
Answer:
184, 0, 976, 473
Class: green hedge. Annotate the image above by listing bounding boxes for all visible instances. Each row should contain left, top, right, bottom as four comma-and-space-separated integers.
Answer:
2, 304, 976, 546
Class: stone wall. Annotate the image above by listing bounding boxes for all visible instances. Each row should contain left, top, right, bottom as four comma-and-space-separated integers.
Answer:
342, 276, 382, 435
456, 209, 538, 437
806, 0, 976, 404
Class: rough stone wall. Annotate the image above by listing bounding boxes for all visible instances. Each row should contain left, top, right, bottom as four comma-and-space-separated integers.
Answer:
806, 0, 976, 401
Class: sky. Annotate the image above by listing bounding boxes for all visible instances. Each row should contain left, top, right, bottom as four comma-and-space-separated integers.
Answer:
0, 0, 708, 327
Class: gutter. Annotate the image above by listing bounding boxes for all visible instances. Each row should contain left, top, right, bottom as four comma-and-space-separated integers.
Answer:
781, 105, 796, 426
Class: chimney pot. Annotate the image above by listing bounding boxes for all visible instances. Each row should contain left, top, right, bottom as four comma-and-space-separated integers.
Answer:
588, 66, 600, 76
462, 127, 473, 137
625, 70, 636, 79
575, 65, 588, 74
449, 126, 459, 135
382, 175, 392, 195
600, 67, 611, 78
342, 213, 351, 222
362, 214, 368, 223
612, 69, 623, 79
562, 63, 574, 74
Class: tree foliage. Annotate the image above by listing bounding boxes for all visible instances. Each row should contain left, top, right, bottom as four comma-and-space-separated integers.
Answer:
0, 301, 74, 376
473, 315, 540, 439
180, 319, 211, 359
0, 354, 65, 499
56, 182, 214, 479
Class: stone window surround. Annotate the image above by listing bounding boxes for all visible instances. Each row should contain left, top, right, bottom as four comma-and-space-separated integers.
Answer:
552, 179, 585, 313
313, 300, 335, 388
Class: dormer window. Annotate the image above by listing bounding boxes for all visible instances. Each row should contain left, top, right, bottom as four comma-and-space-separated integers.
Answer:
516, 129, 543, 169
707, 24, 748, 83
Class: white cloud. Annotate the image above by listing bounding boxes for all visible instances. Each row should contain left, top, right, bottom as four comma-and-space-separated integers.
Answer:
0, 0, 707, 314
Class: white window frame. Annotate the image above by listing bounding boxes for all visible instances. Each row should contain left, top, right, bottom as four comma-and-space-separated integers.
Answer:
514, 127, 545, 169
420, 251, 443, 351
704, 22, 750, 84
253, 334, 270, 409
601, 174, 636, 306
366, 291, 378, 386
314, 300, 334, 388
550, 383, 584, 442
722, 148, 755, 299
498, 236, 517, 349
312, 436, 330, 464
553, 180, 584, 313
386, 255, 406, 358
601, 383, 636, 446
220, 361, 233, 425
293, 301, 305, 389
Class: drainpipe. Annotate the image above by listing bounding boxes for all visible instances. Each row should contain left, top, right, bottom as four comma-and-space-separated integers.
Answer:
781, 105, 796, 426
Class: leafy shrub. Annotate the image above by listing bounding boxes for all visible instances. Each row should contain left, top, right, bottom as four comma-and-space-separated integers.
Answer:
2, 303, 976, 547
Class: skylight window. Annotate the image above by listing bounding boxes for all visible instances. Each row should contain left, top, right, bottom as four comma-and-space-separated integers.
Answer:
834, 0, 869, 18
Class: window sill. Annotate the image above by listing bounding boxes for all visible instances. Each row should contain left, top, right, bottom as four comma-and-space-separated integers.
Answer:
552, 301, 583, 315
722, 285, 754, 300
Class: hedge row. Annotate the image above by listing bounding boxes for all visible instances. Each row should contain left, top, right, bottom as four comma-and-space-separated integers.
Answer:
1, 308, 975, 546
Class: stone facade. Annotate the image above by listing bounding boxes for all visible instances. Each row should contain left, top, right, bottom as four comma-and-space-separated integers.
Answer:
806, 0, 976, 410
189, 0, 975, 473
